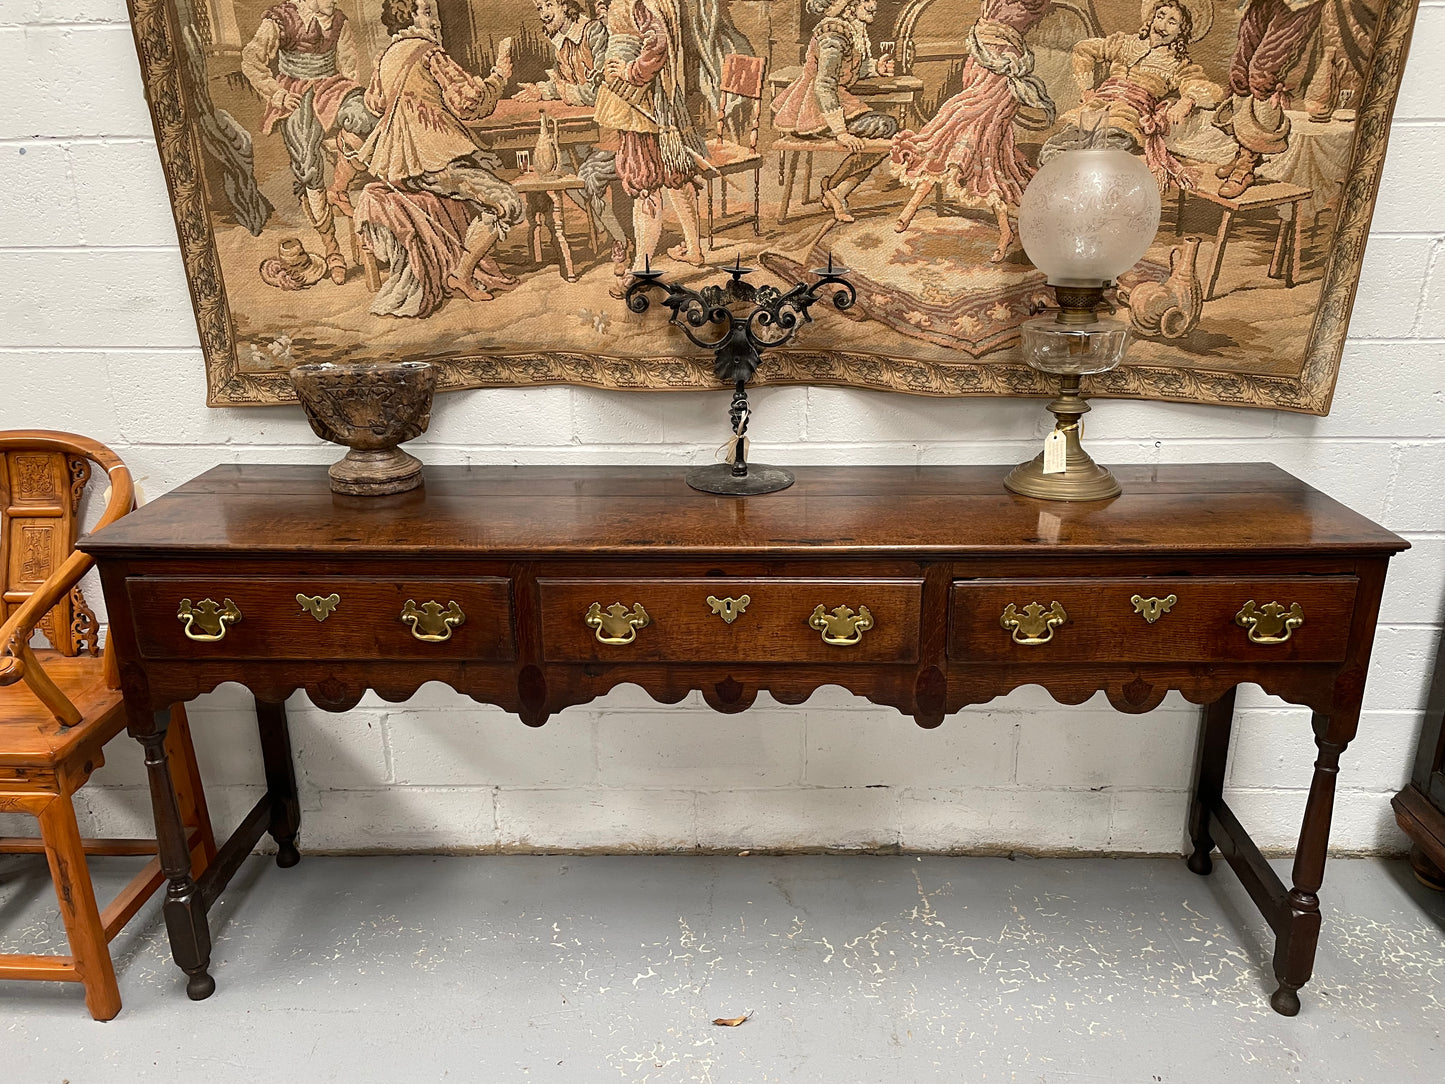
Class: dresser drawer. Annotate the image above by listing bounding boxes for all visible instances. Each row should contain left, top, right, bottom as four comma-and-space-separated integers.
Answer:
949, 577, 1358, 664
126, 576, 515, 661
539, 578, 923, 663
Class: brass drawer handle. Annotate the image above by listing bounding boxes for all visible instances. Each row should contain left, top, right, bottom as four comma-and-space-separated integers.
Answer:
809, 604, 873, 646
1131, 594, 1176, 624
297, 593, 340, 621
401, 599, 465, 642
177, 598, 241, 642
1235, 600, 1304, 644
706, 595, 750, 624
1000, 601, 1067, 645
586, 602, 650, 645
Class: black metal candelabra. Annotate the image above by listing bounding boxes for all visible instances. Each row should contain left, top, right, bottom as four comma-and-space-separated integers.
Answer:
624, 254, 856, 495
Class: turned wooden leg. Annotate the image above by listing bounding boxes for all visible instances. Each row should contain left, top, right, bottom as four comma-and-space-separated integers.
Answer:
752, 166, 761, 235
255, 698, 301, 868
138, 709, 214, 1000
1270, 712, 1350, 1016
38, 793, 121, 1021
165, 704, 218, 873
548, 193, 578, 282
706, 176, 716, 248
1186, 688, 1236, 875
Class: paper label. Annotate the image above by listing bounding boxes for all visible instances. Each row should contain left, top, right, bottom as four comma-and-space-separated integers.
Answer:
1042, 430, 1067, 474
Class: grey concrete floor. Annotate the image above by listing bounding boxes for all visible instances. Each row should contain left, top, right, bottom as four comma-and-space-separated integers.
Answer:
2, 854, 1442, 1083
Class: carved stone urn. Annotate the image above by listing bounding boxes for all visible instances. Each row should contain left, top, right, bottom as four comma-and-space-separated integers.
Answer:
290, 360, 437, 495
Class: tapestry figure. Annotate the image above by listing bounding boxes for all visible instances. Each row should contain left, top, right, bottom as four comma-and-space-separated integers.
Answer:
240, 0, 378, 282
353, 0, 525, 312
1213, 0, 1324, 198
888, 0, 1056, 261
511, 0, 634, 278
770, 0, 899, 224
1041, 0, 1221, 190
597, 0, 709, 288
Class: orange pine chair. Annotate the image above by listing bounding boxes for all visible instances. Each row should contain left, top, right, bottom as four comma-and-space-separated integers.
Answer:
0, 430, 215, 1020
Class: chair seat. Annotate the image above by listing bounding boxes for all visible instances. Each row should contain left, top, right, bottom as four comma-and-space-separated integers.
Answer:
704, 140, 763, 169
0, 651, 124, 769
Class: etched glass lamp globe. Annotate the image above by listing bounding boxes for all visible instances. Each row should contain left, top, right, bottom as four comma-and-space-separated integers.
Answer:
1005, 138, 1161, 501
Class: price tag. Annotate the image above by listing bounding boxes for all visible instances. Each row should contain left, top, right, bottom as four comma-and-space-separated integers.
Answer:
1042, 430, 1067, 474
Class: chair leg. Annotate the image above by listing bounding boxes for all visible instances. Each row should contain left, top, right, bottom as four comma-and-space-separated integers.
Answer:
165, 704, 217, 873
1204, 209, 1233, 301
752, 167, 760, 235
342, 213, 360, 265
38, 793, 121, 1021
706, 176, 716, 248
1289, 202, 1305, 286
361, 246, 382, 292
778, 152, 799, 224
1268, 217, 1289, 280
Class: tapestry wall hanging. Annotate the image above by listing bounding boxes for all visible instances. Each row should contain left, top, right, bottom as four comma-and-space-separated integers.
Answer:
129, 0, 1419, 412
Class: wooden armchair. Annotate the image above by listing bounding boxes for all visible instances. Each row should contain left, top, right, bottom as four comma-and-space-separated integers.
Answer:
0, 430, 215, 1020
703, 54, 767, 247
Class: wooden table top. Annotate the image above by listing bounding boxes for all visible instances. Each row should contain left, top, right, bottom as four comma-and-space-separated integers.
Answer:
467, 100, 597, 131
80, 463, 1407, 559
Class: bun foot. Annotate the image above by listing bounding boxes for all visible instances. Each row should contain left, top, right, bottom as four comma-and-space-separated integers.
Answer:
276, 841, 301, 868
186, 969, 216, 1001
1186, 848, 1213, 875
1270, 983, 1301, 1016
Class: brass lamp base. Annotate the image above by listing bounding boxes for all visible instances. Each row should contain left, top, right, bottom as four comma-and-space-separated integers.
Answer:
1003, 372, 1121, 502
1003, 450, 1120, 501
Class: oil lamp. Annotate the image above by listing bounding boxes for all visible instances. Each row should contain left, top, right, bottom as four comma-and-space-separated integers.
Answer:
1006, 131, 1161, 501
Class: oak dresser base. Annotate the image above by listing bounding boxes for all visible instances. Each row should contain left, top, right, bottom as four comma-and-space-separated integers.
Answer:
79, 464, 1407, 1015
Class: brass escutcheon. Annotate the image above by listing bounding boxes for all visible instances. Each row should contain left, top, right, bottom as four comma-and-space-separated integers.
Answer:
1131, 594, 1177, 624
586, 602, 651, 645
297, 593, 341, 622
400, 599, 465, 642
809, 604, 873, 646
1000, 601, 1067, 645
705, 595, 750, 625
177, 597, 241, 642
1235, 600, 1304, 644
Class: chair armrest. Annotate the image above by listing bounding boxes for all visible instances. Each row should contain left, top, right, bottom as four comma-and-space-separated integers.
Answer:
0, 449, 134, 723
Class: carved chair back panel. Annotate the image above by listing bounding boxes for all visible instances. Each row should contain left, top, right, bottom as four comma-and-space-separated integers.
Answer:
0, 446, 97, 656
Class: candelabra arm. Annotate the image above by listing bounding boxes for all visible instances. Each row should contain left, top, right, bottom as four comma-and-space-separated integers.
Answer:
624, 275, 734, 352
620, 259, 855, 496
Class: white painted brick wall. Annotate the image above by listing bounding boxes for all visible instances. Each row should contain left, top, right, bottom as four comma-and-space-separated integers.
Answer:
0, 0, 1440, 859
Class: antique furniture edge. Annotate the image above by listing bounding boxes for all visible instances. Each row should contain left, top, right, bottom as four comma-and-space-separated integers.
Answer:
78, 462, 1409, 559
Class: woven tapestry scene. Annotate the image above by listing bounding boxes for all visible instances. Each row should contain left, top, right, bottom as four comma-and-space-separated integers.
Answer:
141, 0, 1412, 408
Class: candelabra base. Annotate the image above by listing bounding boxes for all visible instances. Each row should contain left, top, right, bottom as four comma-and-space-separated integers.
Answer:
686, 463, 795, 496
